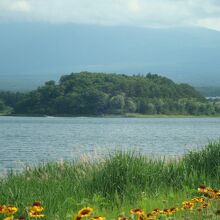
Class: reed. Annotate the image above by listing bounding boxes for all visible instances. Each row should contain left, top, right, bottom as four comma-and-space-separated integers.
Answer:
1, 141, 220, 219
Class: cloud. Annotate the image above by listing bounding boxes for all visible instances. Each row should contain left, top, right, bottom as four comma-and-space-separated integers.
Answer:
0, 0, 30, 12
0, 0, 220, 31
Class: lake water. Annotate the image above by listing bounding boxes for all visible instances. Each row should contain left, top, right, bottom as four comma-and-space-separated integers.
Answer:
1, 116, 220, 173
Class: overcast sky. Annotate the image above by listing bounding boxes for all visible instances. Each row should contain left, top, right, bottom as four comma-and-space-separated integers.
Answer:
0, 0, 220, 31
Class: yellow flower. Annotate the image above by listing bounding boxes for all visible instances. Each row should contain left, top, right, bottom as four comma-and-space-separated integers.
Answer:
0, 205, 7, 214
191, 197, 205, 203
77, 207, 93, 218
29, 211, 44, 218
201, 203, 210, 209
169, 207, 178, 213
182, 201, 194, 210
206, 186, 213, 191
138, 214, 146, 220
146, 213, 156, 220
31, 202, 44, 212
3, 217, 14, 220
151, 208, 160, 216
162, 209, 173, 215
210, 189, 220, 199
90, 216, 105, 220
4, 206, 18, 215
130, 208, 145, 215
73, 215, 82, 220
198, 185, 208, 193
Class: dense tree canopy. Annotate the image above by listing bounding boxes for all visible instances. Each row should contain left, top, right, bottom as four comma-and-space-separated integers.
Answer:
1, 72, 220, 116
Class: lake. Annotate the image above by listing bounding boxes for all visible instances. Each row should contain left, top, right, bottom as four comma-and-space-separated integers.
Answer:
1, 116, 220, 173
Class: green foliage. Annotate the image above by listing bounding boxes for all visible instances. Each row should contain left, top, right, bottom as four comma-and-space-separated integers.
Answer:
1, 141, 220, 219
2, 72, 220, 115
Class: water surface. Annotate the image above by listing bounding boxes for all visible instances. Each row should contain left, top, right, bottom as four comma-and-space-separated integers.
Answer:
0, 116, 220, 172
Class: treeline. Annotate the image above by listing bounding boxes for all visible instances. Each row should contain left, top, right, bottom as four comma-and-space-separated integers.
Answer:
1, 72, 220, 116
196, 86, 220, 97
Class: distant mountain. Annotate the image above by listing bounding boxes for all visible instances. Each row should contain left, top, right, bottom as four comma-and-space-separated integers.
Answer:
196, 87, 220, 97
0, 23, 220, 91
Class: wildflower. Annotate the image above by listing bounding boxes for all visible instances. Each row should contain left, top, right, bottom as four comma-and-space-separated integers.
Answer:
198, 185, 208, 193
29, 211, 44, 218
191, 197, 205, 203
4, 206, 18, 215
169, 207, 178, 213
203, 192, 212, 198
3, 217, 13, 220
0, 205, 6, 214
146, 213, 156, 220
210, 189, 220, 199
78, 207, 93, 218
138, 214, 146, 220
151, 208, 160, 216
163, 209, 173, 215
130, 208, 144, 215
206, 186, 213, 191
182, 201, 194, 210
73, 215, 82, 220
31, 202, 44, 212
201, 203, 210, 209
90, 217, 105, 220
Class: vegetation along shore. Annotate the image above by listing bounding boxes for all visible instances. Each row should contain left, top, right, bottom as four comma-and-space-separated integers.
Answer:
1, 72, 220, 117
1, 141, 220, 219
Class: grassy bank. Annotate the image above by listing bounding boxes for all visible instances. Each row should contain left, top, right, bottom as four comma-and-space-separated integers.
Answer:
124, 113, 220, 118
2, 113, 220, 118
1, 141, 220, 219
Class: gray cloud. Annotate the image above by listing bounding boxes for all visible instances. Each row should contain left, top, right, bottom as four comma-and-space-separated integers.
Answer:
0, 0, 220, 31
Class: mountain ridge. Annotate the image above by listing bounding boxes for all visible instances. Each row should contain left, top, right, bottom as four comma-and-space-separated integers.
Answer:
0, 23, 220, 90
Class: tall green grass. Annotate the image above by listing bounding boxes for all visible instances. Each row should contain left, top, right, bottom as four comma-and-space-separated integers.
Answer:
1, 141, 220, 219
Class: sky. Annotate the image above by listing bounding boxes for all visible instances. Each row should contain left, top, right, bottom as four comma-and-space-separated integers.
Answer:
0, 0, 220, 31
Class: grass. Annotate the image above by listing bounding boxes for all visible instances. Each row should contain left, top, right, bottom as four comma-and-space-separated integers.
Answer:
124, 113, 220, 118
1, 141, 220, 219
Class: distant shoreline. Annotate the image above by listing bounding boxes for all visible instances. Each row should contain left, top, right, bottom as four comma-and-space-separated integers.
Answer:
1, 113, 220, 118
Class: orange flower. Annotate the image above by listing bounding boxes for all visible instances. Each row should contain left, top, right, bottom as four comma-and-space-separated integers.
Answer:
74, 215, 82, 220
146, 213, 156, 219
201, 203, 210, 209
90, 217, 105, 220
130, 208, 145, 215
182, 201, 194, 210
3, 217, 14, 220
4, 205, 18, 215
78, 207, 93, 217
0, 205, 6, 214
169, 207, 178, 213
198, 185, 208, 193
138, 214, 146, 220
29, 210, 44, 218
191, 197, 205, 203
31, 202, 44, 212
163, 209, 173, 215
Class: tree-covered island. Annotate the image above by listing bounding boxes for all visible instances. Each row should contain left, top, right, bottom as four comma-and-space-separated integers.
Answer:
1, 72, 220, 116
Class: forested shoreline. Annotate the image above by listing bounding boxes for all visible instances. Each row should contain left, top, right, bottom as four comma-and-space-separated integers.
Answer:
1, 72, 220, 116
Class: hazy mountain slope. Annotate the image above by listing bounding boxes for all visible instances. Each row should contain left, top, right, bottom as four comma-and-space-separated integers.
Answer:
0, 23, 220, 90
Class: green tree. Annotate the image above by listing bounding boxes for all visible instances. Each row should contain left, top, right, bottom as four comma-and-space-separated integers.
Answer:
109, 94, 125, 113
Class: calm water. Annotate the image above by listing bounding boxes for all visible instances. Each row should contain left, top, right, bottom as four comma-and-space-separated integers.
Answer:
0, 116, 220, 173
